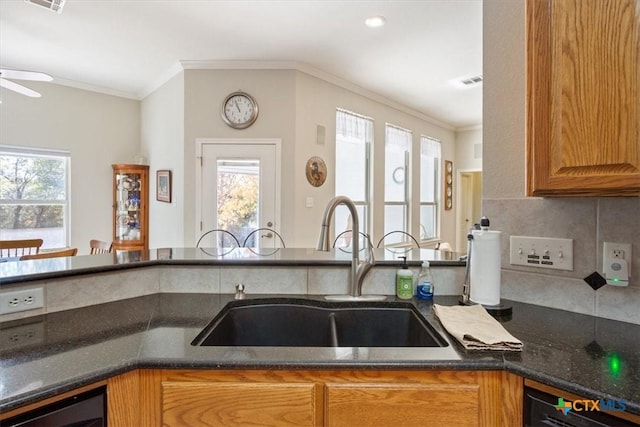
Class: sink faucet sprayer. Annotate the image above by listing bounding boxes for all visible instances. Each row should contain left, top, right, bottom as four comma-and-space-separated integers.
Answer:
317, 196, 385, 301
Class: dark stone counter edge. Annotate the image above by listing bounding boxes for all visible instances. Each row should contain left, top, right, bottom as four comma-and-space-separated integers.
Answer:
2, 356, 639, 416
0, 258, 463, 286
505, 362, 640, 416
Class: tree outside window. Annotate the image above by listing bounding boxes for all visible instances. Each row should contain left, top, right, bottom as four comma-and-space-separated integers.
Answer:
0, 148, 69, 249
216, 160, 259, 246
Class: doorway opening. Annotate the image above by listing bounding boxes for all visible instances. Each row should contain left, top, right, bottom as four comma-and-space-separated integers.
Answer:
456, 170, 482, 253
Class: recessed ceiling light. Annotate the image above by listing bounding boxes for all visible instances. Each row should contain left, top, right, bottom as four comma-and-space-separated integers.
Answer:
365, 16, 386, 28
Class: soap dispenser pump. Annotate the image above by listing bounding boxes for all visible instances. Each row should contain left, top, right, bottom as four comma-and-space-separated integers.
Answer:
396, 256, 414, 300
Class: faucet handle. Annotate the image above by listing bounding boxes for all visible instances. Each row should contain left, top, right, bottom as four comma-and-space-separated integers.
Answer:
235, 283, 246, 300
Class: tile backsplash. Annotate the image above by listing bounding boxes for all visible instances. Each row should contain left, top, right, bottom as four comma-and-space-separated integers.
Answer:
0, 265, 465, 322
484, 197, 639, 325
2, 204, 638, 327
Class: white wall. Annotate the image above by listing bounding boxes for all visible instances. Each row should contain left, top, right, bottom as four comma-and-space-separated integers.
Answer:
455, 128, 482, 172
182, 69, 297, 246
483, 1, 526, 200
141, 73, 185, 249
172, 67, 459, 248
1, 67, 474, 252
293, 71, 458, 247
0, 83, 140, 254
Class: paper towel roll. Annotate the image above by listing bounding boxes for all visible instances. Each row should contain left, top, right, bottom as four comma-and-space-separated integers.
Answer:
469, 229, 501, 306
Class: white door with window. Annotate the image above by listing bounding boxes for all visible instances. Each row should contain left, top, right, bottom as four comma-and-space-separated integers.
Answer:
197, 139, 280, 248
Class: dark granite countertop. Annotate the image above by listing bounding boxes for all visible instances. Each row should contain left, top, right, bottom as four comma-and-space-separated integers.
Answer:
0, 248, 465, 285
1, 294, 638, 416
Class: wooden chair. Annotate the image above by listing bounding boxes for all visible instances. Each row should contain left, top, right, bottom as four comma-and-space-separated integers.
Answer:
376, 231, 421, 248
242, 228, 286, 248
434, 241, 453, 252
0, 239, 43, 257
196, 230, 240, 248
90, 239, 113, 254
20, 248, 78, 260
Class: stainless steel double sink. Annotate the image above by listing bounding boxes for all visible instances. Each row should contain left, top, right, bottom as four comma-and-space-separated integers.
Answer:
192, 298, 448, 348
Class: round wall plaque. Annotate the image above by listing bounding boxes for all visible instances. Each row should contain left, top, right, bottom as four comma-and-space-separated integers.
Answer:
306, 156, 327, 187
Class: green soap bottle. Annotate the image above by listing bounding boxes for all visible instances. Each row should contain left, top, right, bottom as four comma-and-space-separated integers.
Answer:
396, 256, 414, 300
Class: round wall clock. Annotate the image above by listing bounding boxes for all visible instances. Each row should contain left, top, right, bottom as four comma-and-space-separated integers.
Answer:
221, 91, 259, 129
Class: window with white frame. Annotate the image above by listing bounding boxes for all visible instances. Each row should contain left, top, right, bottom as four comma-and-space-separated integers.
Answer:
419, 136, 441, 241
383, 124, 412, 245
334, 109, 372, 248
0, 147, 70, 249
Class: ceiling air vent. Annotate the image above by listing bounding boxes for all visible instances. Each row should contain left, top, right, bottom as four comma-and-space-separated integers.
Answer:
24, 0, 66, 14
459, 75, 483, 86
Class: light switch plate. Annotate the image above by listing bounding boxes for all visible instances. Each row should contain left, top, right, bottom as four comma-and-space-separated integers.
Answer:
509, 236, 574, 271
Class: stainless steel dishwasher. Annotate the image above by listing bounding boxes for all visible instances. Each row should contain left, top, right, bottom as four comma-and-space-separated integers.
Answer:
524, 386, 635, 427
4, 386, 106, 427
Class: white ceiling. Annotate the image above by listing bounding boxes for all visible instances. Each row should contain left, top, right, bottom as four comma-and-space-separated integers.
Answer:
0, 0, 483, 129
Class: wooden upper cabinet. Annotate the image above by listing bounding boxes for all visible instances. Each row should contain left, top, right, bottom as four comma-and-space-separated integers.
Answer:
526, 0, 640, 196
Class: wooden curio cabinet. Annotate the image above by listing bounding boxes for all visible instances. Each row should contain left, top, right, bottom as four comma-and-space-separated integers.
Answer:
112, 164, 149, 251
526, 0, 640, 196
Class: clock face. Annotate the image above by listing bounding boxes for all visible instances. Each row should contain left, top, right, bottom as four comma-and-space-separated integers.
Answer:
221, 92, 258, 129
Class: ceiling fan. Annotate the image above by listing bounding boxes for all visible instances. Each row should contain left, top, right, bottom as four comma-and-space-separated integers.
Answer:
0, 68, 53, 98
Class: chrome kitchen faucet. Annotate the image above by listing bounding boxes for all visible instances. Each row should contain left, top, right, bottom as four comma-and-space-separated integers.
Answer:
317, 196, 385, 301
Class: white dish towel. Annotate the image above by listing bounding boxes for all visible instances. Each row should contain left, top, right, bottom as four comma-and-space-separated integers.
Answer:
432, 304, 523, 351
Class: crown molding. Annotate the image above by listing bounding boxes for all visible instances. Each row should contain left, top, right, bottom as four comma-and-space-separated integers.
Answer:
456, 124, 483, 132
53, 59, 472, 130
49, 77, 139, 100
139, 60, 455, 130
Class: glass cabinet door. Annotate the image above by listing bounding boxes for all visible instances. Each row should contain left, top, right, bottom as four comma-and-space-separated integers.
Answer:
112, 164, 148, 251
115, 171, 142, 242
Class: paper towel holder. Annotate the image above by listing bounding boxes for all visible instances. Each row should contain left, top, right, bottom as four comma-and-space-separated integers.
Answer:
459, 217, 513, 318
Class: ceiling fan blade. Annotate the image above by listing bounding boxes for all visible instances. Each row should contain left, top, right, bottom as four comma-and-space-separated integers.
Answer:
0, 69, 53, 82
0, 78, 42, 98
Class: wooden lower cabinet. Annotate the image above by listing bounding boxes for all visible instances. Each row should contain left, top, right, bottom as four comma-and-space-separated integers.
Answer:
325, 383, 480, 426
162, 382, 321, 426
107, 369, 523, 427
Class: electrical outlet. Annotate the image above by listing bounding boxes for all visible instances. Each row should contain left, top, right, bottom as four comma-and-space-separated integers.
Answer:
0, 287, 45, 315
603, 242, 632, 285
612, 249, 625, 258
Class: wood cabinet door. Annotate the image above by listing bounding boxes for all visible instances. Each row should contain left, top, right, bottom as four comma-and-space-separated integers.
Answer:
526, 0, 640, 196
161, 381, 321, 427
325, 383, 480, 427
